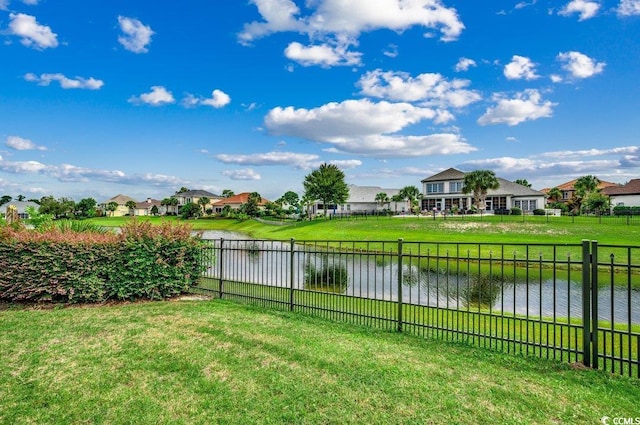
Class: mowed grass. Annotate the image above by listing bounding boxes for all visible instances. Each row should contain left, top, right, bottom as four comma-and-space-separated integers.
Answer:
1, 300, 639, 424
89, 214, 640, 246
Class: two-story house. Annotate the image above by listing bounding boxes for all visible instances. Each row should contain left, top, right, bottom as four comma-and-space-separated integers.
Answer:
420, 168, 546, 213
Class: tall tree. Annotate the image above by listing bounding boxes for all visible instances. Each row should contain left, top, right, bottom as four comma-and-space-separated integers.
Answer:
303, 163, 349, 216
76, 198, 97, 218
125, 200, 137, 215
242, 192, 262, 217
462, 170, 500, 211
106, 201, 118, 217
175, 187, 190, 194
222, 189, 234, 198
399, 186, 421, 213
514, 179, 532, 188
374, 192, 389, 210
197, 196, 210, 215
0, 195, 12, 206
574, 175, 600, 198
547, 187, 563, 203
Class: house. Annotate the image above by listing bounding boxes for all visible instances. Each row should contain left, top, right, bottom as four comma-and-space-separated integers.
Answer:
98, 194, 137, 217
420, 168, 546, 213
213, 192, 270, 213
603, 179, 640, 208
133, 198, 163, 216
312, 185, 402, 216
173, 190, 222, 213
541, 178, 618, 204
3, 200, 40, 220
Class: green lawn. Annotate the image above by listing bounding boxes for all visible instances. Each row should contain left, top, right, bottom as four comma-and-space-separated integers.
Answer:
1, 300, 638, 424
88, 214, 640, 246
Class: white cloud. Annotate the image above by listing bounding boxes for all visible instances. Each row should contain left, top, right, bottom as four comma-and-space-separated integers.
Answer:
558, 0, 600, 20
0, 156, 184, 186
239, 0, 464, 67
533, 146, 638, 159
221, 168, 262, 180
503, 55, 539, 80
264, 98, 475, 158
182, 90, 231, 108
382, 44, 398, 58
557, 51, 605, 79
129, 86, 175, 106
24, 73, 104, 90
550, 74, 563, 83
515, 0, 537, 9
454, 57, 476, 72
5, 135, 47, 151
8, 13, 58, 49
357, 69, 481, 109
284, 41, 362, 67
117, 16, 154, 53
327, 159, 362, 169
0, 0, 9, 10
618, 0, 640, 16
202, 90, 231, 108
477, 89, 556, 126
216, 151, 319, 167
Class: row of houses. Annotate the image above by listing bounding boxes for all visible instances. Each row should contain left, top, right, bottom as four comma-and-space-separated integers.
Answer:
100, 168, 640, 218
100, 191, 271, 217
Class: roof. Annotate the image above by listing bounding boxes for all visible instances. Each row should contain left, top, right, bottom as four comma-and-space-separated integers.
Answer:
550, 178, 618, 192
346, 185, 401, 202
135, 199, 162, 209
603, 179, 640, 196
421, 168, 466, 183
102, 194, 136, 205
175, 190, 221, 198
216, 192, 270, 206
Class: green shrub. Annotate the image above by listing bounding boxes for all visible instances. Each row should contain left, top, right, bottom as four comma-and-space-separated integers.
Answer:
462, 273, 504, 308
304, 256, 348, 293
532, 209, 546, 216
510, 207, 522, 216
0, 220, 206, 303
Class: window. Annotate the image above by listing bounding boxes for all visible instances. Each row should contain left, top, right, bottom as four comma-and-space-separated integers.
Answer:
449, 181, 463, 193
426, 183, 444, 193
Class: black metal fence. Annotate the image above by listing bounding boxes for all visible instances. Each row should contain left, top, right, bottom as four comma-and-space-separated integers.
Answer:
195, 238, 640, 378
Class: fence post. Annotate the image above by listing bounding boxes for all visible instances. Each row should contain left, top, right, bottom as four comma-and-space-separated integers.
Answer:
218, 238, 224, 299
289, 238, 295, 311
581, 239, 591, 368
397, 238, 404, 333
590, 240, 599, 369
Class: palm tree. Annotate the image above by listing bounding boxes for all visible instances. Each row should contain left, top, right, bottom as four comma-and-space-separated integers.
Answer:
106, 201, 118, 217
547, 187, 563, 203
390, 194, 403, 213
374, 192, 389, 210
125, 200, 137, 216
573, 175, 601, 214
462, 170, 500, 211
400, 185, 421, 214
197, 197, 210, 216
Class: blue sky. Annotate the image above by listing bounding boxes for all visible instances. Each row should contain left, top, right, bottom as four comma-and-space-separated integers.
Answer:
1, 0, 639, 202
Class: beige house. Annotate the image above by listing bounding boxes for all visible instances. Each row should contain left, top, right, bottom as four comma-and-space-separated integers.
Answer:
99, 194, 137, 217
133, 198, 163, 216
173, 190, 222, 214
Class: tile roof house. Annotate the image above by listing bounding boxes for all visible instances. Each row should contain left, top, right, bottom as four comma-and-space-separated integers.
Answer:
213, 192, 270, 212
603, 179, 640, 207
173, 190, 222, 213
541, 178, 618, 203
420, 168, 546, 213
133, 198, 163, 216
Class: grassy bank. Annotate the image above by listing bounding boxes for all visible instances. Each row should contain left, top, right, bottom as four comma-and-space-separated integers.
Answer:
1, 300, 638, 424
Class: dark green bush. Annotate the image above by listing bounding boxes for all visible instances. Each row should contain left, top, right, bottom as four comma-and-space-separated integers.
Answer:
510, 207, 522, 216
533, 209, 546, 216
613, 206, 640, 216
0, 220, 206, 303
304, 256, 348, 293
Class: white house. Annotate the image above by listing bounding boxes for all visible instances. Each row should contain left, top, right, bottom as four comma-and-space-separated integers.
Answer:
420, 168, 546, 213
313, 184, 402, 216
603, 179, 640, 208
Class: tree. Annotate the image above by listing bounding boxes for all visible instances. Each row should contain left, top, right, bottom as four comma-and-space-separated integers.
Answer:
161, 197, 179, 215
462, 170, 500, 211
39, 196, 75, 219
514, 179, 532, 188
300, 192, 315, 219
574, 175, 600, 198
375, 192, 389, 210
242, 192, 262, 217
16, 194, 25, 201
197, 196, 210, 216
390, 194, 403, 213
180, 202, 201, 219
150, 205, 159, 215
222, 189, 234, 198
277, 191, 300, 214
399, 186, 421, 213
76, 197, 97, 218
547, 187, 563, 203
583, 192, 610, 215
303, 163, 349, 217
125, 200, 137, 215
106, 201, 118, 217
0, 195, 12, 206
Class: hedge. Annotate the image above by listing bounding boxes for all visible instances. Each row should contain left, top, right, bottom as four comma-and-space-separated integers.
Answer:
0, 220, 207, 303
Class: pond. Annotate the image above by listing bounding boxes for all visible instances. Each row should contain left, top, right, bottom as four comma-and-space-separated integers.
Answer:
202, 238, 640, 325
